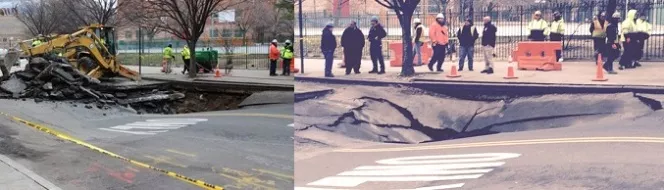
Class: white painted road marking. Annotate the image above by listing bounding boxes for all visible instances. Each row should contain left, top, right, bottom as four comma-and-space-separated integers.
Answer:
288, 123, 295, 127
297, 153, 521, 189
99, 118, 208, 135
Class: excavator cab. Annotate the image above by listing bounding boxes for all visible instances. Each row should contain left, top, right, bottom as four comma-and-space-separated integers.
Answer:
93, 26, 116, 56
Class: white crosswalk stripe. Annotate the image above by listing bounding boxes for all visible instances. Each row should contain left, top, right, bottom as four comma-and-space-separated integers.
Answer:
99, 118, 208, 135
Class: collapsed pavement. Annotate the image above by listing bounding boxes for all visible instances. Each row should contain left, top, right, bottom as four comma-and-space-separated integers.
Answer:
0, 57, 185, 114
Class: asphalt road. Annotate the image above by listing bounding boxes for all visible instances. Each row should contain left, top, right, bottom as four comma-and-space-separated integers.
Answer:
0, 99, 293, 190
295, 110, 664, 190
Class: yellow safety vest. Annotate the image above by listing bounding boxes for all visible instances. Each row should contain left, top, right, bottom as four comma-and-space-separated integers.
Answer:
550, 19, 565, 34
281, 46, 293, 59
592, 20, 608, 38
528, 19, 549, 35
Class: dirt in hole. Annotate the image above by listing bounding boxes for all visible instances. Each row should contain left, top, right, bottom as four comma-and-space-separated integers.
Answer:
173, 91, 251, 114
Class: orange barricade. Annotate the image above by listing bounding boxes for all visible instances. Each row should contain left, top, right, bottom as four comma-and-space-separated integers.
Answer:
279, 59, 299, 73
389, 42, 433, 67
512, 42, 562, 71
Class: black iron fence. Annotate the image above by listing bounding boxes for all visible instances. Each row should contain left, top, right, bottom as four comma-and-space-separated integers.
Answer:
116, 39, 271, 70
296, 0, 664, 61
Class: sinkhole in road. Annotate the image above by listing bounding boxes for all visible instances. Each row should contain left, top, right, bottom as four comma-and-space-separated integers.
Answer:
295, 85, 663, 144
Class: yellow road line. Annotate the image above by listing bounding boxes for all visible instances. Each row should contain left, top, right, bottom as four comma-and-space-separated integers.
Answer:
0, 112, 224, 190
335, 137, 664, 153
144, 155, 188, 168
166, 149, 197, 158
252, 168, 294, 180
218, 173, 276, 190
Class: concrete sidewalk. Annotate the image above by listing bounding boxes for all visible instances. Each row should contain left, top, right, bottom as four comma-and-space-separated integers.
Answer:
125, 66, 295, 87
295, 58, 664, 86
0, 154, 61, 190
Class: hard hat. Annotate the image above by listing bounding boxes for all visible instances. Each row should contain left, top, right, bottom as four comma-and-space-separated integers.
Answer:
371, 16, 378, 22
553, 11, 561, 16
436, 13, 444, 19
326, 21, 334, 27
272, 39, 278, 43
414, 18, 421, 23
612, 12, 621, 18
285, 40, 291, 44
535, 11, 542, 15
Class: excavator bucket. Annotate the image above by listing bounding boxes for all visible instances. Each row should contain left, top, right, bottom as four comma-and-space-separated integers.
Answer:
118, 65, 141, 81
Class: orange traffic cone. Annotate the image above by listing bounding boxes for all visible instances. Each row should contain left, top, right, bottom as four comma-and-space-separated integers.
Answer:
504, 56, 518, 79
446, 65, 461, 78
215, 68, 222, 78
592, 54, 608, 81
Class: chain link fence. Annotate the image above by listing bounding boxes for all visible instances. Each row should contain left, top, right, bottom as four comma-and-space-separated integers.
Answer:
116, 38, 271, 70
296, 0, 664, 61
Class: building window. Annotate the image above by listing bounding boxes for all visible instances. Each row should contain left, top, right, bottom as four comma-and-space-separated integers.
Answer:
125, 31, 133, 39
210, 29, 219, 37
234, 29, 244, 37
222, 29, 232, 37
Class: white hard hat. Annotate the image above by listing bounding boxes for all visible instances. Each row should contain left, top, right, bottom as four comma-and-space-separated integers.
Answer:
414, 18, 421, 23
436, 13, 444, 19
612, 12, 621, 18
535, 11, 542, 15
285, 40, 291, 44
272, 39, 278, 43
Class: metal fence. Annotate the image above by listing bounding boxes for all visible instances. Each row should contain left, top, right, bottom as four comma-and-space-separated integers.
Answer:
297, 0, 664, 61
116, 39, 272, 69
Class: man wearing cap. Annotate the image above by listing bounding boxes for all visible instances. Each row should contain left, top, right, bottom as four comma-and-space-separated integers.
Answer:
413, 18, 424, 66
269, 39, 280, 76
281, 40, 294, 76
341, 21, 365, 75
481, 16, 497, 74
604, 12, 621, 74
590, 12, 608, 62
368, 16, 387, 74
550, 11, 565, 62
321, 22, 337, 77
456, 18, 479, 71
527, 11, 549, 41
427, 13, 450, 72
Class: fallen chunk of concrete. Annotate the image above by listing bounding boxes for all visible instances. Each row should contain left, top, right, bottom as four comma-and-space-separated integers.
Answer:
0, 75, 27, 95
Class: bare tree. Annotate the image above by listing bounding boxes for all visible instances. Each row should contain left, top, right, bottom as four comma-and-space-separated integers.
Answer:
15, 0, 62, 36
236, 2, 257, 45
143, 0, 238, 78
375, 0, 421, 76
54, 0, 126, 29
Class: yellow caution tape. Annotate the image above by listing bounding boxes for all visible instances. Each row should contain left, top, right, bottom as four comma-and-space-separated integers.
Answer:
0, 112, 224, 190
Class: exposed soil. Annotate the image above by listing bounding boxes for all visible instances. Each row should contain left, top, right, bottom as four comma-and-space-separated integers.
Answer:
174, 91, 251, 114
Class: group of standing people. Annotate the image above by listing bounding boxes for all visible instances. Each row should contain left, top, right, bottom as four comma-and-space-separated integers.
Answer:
161, 44, 190, 74
269, 39, 294, 76
592, 9, 651, 74
320, 17, 387, 77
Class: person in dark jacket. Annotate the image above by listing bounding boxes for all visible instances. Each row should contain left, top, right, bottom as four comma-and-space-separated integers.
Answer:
590, 12, 607, 62
413, 18, 424, 66
341, 21, 365, 75
481, 16, 497, 74
604, 12, 621, 74
321, 22, 337, 77
456, 18, 479, 71
368, 16, 387, 74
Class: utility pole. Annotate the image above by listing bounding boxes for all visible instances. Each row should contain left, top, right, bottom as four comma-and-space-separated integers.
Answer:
299, 0, 304, 73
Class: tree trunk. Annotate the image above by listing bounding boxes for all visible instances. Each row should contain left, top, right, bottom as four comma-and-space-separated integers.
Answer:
400, 13, 415, 76
188, 41, 197, 78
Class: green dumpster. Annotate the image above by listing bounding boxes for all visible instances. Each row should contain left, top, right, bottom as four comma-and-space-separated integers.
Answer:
194, 50, 218, 73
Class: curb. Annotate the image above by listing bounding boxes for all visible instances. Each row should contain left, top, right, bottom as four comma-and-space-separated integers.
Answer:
295, 76, 664, 95
295, 89, 334, 103
142, 76, 294, 92
0, 154, 62, 190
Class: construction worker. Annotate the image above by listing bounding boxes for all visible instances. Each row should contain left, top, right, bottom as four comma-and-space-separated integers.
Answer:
604, 12, 621, 75
590, 12, 608, 62
481, 16, 497, 74
550, 11, 565, 62
634, 14, 651, 67
181, 45, 191, 75
456, 18, 479, 71
281, 40, 294, 76
321, 21, 336, 77
162, 44, 174, 74
428, 13, 450, 72
269, 39, 280, 76
618, 9, 638, 70
413, 18, 424, 66
341, 21, 365, 75
31, 34, 43, 47
368, 16, 387, 74
527, 11, 549, 41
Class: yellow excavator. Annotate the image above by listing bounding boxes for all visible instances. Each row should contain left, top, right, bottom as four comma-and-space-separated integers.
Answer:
18, 24, 140, 81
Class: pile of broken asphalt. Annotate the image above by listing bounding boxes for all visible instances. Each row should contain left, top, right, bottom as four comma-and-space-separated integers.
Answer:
0, 57, 185, 114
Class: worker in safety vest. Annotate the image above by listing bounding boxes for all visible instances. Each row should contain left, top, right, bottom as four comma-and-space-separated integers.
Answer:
181, 45, 191, 75
590, 12, 608, 62
634, 14, 651, 67
281, 40, 294, 76
604, 12, 621, 75
550, 11, 565, 62
618, 9, 638, 70
162, 44, 174, 74
412, 18, 424, 66
269, 39, 280, 76
427, 13, 450, 72
32, 34, 44, 47
527, 11, 549, 41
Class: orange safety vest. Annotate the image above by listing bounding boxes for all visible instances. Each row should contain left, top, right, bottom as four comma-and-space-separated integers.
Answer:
269, 44, 280, 60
